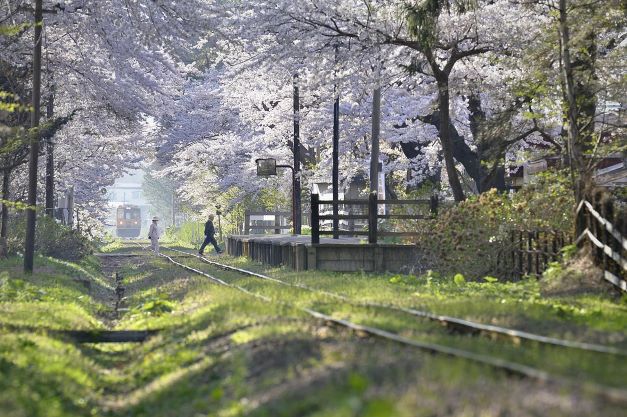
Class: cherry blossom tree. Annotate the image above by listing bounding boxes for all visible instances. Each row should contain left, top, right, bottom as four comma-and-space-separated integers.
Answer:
1, 0, 212, 244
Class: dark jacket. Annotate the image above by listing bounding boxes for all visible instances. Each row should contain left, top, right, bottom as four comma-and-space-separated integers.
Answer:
204, 220, 215, 237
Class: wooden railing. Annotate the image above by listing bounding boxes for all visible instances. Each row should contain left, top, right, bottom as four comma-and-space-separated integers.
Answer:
310, 193, 438, 244
575, 197, 626, 292
244, 211, 291, 234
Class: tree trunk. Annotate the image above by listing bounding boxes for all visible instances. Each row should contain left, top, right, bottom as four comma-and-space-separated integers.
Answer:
24, 0, 43, 273
292, 74, 301, 234
0, 169, 10, 257
437, 78, 465, 202
559, 4, 581, 168
45, 94, 54, 217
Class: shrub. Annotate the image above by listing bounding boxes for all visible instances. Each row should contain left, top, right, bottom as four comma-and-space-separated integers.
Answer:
165, 221, 206, 246
6, 215, 92, 261
414, 172, 574, 280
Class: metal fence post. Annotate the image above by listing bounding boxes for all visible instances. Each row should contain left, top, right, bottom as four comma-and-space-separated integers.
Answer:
368, 192, 377, 244
311, 193, 320, 244
244, 211, 250, 235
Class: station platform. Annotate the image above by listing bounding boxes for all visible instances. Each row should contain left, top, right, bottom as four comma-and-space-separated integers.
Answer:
226, 234, 422, 273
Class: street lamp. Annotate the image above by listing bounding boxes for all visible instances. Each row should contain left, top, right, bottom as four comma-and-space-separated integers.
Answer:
255, 158, 299, 235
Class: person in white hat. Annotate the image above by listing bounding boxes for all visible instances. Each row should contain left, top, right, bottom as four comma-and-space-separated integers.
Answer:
148, 217, 162, 254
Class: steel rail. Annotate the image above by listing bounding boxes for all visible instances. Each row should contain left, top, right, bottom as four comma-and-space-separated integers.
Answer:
142, 244, 627, 405
164, 246, 627, 357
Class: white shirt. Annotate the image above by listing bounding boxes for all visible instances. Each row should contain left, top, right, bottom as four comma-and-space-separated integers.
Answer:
148, 223, 162, 240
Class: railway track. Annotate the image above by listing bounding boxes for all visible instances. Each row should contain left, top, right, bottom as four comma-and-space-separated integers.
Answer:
164, 246, 627, 357
133, 243, 627, 405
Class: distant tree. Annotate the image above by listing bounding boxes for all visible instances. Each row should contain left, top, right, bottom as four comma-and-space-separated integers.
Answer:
143, 169, 178, 228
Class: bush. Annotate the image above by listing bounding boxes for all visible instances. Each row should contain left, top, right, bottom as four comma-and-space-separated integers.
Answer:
414, 172, 574, 280
6, 215, 92, 261
165, 221, 206, 246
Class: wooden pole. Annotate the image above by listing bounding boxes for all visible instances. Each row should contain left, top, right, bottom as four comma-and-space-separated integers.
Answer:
527, 231, 532, 277
311, 193, 320, 244
517, 231, 523, 279
370, 84, 381, 195
429, 195, 439, 217
332, 46, 339, 239
24, 0, 43, 273
368, 192, 377, 244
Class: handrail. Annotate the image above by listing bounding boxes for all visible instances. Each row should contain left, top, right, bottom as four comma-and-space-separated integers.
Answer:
577, 200, 626, 251
576, 198, 626, 293
575, 228, 627, 270
311, 193, 438, 244
317, 198, 431, 205
318, 199, 369, 205
246, 225, 292, 230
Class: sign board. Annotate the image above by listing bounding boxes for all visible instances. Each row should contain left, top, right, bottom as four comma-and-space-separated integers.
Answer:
377, 160, 386, 215
256, 158, 277, 176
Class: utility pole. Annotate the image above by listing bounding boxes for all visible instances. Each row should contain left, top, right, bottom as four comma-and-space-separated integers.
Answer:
24, 0, 43, 273
332, 46, 340, 239
45, 93, 54, 217
293, 74, 302, 234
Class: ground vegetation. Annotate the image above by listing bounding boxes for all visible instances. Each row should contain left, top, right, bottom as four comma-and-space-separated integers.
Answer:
0, 242, 625, 416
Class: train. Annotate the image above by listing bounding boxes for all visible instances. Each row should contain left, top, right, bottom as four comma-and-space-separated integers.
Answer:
116, 204, 142, 238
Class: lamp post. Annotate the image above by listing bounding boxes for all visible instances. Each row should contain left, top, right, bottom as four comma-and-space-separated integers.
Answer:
256, 158, 297, 235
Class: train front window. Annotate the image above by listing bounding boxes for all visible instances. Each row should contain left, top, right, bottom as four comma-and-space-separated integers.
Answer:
123, 209, 140, 220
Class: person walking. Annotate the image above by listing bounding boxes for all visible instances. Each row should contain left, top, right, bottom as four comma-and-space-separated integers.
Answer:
199, 214, 222, 255
148, 217, 162, 254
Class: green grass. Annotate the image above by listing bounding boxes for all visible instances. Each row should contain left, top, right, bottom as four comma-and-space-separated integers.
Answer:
0, 242, 625, 417
170, 256, 627, 388
210, 255, 627, 344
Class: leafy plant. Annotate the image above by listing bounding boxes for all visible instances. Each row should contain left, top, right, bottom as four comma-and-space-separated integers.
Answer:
6, 216, 92, 261
133, 294, 175, 316
413, 172, 574, 280
453, 273, 466, 285
0, 274, 45, 302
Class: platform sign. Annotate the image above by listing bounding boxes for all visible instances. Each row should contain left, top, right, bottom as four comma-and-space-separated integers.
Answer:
256, 158, 277, 176
377, 161, 385, 215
